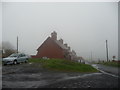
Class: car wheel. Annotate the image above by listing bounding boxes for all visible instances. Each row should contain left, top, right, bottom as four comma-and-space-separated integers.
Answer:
3, 64, 7, 66
25, 60, 28, 63
13, 60, 17, 65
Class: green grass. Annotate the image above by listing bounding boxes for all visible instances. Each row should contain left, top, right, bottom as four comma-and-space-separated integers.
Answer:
29, 58, 98, 72
97, 62, 120, 67
0, 61, 1, 65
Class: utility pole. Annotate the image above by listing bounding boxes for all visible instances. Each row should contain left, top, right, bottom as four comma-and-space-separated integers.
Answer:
17, 36, 18, 53
106, 40, 109, 62
91, 51, 92, 61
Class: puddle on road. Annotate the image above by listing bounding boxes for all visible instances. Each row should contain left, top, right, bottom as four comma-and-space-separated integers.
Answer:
61, 73, 102, 80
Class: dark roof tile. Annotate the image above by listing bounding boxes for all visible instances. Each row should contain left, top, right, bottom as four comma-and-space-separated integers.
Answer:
54, 39, 68, 50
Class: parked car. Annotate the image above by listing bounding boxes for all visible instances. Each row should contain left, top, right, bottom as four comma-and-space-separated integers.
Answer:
2, 53, 29, 65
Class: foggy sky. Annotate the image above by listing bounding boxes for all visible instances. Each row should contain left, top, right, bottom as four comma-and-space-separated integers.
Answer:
2, 2, 118, 61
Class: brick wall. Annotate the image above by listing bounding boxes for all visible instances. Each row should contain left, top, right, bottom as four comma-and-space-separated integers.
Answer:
36, 38, 64, 59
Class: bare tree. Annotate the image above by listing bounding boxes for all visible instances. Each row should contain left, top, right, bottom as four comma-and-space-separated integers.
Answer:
2, 41, 16, 58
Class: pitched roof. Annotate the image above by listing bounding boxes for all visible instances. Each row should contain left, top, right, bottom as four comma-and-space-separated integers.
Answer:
37, 36, 69, 51
54, 40, 68, 50
37, 37, 51, 51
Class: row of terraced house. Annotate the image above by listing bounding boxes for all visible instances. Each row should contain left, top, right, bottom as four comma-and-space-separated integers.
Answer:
33, 31, 83, 61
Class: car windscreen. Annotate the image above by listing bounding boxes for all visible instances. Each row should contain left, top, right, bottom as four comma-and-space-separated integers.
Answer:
9, 54, 19, 57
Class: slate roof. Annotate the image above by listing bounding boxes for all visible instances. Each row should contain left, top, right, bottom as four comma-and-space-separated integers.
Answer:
54, 39, 68, 50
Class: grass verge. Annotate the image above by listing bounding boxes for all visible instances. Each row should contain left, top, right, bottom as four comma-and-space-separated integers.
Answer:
29, 58, 98, 72
97, 61, 120, 67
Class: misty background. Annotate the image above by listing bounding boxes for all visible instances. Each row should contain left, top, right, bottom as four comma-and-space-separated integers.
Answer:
2, 2, 118, 61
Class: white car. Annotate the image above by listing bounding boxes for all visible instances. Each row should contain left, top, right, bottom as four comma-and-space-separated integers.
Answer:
2, 53, 29, 65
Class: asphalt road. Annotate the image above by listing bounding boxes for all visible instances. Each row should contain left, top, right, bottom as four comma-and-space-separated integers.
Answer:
92, 64, 119, 77
41, 64, 120, 88
41, 73, 119, 88
2, 62, 119, 88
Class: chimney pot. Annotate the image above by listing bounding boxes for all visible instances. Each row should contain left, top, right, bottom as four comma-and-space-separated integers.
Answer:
64, 43, 68, 47
59, 39, 63, 44
51, 31, 57, 40
68, 46, 70, 50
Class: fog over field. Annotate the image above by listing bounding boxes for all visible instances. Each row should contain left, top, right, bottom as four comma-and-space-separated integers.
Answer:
2, 2, 118, 61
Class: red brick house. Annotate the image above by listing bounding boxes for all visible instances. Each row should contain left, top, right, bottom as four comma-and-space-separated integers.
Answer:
35, 31, 77, 60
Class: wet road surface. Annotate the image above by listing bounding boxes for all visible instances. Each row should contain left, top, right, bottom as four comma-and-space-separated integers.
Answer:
2, 63, 119, 88
41, 73, 119, 88
92, 64, 119, 76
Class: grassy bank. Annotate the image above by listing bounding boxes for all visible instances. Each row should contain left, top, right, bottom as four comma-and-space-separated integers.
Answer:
97, 62, 120, 67
29, 58, 98, 72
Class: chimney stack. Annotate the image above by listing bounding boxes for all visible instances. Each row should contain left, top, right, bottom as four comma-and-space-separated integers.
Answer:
51, 31, 57, 40
68, 46, 70, 50
59, 39, 63, 44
